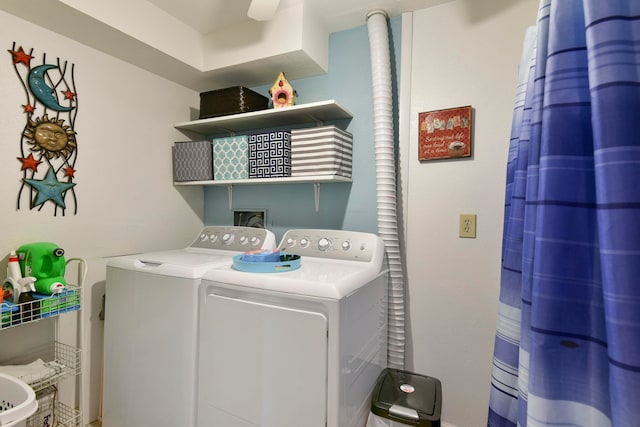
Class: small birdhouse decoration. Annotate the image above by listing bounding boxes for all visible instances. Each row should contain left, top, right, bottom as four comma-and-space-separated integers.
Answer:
269, 72, 296, 109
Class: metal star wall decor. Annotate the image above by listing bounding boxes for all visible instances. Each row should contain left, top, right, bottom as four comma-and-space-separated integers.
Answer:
8, 42, 79, 215
24, 167, 76, 208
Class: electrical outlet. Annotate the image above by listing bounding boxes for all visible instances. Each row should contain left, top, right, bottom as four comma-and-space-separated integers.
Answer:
459, 214, 477, 238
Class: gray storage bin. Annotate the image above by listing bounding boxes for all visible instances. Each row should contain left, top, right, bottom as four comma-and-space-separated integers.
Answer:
173, 140, 213, 182
368, 368, 442, 427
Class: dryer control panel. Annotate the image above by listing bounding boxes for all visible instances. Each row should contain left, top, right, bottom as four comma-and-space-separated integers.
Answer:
278, 229, 382, 262
189, 226, 276, 251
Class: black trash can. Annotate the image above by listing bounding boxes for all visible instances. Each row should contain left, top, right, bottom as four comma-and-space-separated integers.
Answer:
368, 368, 442, 427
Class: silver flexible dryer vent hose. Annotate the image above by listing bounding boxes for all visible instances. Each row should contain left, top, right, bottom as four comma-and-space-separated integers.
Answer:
366, 9, 405, 369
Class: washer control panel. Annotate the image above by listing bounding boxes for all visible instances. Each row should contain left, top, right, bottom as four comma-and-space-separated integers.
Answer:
279, 229, 379, 262
189, 226, 276, 251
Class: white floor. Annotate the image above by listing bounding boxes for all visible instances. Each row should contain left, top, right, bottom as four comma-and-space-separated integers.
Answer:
89, 418, 455, 426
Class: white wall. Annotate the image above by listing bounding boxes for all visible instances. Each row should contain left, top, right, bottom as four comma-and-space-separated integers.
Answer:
0, 10, 204, 424
402, 1, 538, 426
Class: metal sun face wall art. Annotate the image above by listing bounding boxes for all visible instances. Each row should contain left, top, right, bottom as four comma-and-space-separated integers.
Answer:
8, 42, 79, 215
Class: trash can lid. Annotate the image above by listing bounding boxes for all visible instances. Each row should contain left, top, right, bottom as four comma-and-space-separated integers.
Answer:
371, 368, 442, 425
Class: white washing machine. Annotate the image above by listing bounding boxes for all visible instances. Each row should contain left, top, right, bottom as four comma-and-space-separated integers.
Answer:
197, 229, 388, 427
102, 226, 276, 427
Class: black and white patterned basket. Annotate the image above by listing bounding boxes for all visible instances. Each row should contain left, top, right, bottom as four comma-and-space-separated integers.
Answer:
248, 131, 292, 178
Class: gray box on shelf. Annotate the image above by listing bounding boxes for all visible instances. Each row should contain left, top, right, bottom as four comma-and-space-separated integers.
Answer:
173, 140, 214, 182
213, 135, 249, 180
248, 131, 292, 178
290, 125, 352, 177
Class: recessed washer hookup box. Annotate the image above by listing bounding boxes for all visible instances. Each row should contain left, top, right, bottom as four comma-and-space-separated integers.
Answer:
248, 130, 292, 178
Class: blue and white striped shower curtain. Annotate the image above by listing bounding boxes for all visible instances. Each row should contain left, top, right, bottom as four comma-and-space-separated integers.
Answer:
488, 1, 640, 426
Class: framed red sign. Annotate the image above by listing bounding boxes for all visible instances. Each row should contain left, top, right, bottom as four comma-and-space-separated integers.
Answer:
418, 106, 472, 161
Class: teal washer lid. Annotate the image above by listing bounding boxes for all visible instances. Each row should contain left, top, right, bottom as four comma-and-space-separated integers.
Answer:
371, 368, 442, 426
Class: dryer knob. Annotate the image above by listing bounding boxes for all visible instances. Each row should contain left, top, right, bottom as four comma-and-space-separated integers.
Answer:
318, 237, 331, 251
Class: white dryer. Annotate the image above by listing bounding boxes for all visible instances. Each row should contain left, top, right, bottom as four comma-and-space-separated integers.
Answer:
197, 229, 388, 427
103, 226, 276, 427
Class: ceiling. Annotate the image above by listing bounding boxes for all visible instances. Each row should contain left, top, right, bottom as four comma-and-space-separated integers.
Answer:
0, 0, 454, 92
146, 0, 450, 35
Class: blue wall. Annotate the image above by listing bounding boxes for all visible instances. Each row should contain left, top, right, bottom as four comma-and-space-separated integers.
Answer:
204, 17, 401, 240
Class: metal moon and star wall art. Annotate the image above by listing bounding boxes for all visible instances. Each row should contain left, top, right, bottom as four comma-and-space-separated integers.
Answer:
8, 43, 79, 215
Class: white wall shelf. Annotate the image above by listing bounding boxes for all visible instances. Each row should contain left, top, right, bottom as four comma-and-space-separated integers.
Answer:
173, 175, 352, 187
174, 100, 352, 135
173, 100, 353, 211
175, 175, 352, 212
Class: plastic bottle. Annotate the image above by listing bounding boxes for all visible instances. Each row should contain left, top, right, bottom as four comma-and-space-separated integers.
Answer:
7, 251, 22, 282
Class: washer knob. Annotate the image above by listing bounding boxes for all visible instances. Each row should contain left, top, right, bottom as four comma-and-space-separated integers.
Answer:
250, 236, 260, 245
318, 237, 331, 251
209, 234, 218, 243
200, 233, 208, 241
300, 238, 310, 248
341, 241, 351, 251
239, 236, 248, 245
222, 233, 234, 244
286, 237, 296, 247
